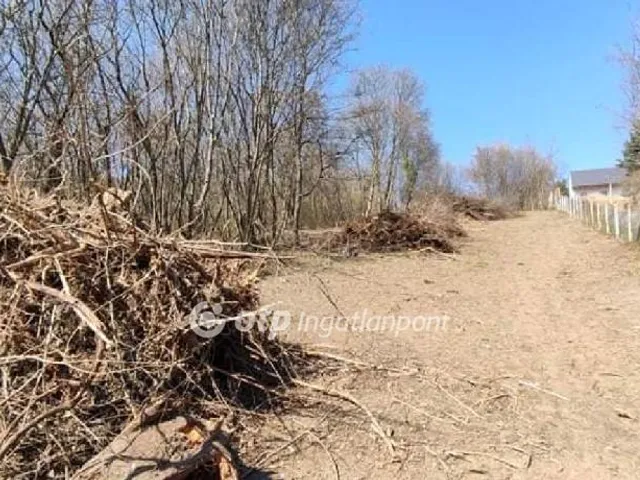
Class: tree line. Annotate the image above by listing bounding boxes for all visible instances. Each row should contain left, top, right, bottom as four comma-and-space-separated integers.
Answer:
469, 144, 556, 209
0, 0, 557, 244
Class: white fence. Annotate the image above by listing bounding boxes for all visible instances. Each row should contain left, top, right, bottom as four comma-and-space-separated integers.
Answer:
555, 195, 640, 242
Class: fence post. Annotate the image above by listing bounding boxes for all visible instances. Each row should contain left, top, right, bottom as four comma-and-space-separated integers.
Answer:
628, 203, 633, 242
578, 198, 581, 219
605, 203, 610, 234
590, 201, 594, 227
596, 203, 601, 230
580, 199, 583, 221
614, 204, 620, 239
578, 199, 582, 221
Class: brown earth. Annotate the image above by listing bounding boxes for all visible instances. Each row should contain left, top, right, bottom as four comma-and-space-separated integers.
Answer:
247, 211, 640, 479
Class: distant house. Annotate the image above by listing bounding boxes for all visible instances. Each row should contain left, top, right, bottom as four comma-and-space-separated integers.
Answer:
568, 167, 627, 197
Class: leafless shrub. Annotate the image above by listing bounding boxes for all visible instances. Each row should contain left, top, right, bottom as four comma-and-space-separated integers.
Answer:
346, 67, 440, 216
468, 144, 556, 210
0, 0, 357, 245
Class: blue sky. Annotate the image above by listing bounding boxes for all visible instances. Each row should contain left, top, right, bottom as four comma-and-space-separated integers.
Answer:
339, 0, 636, 176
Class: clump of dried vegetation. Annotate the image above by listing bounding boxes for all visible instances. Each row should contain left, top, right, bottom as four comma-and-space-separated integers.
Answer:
0, 185, 309, 479
450, 195, 511, 221
330, 210, 461, 254
411, 194, 469, 237
325, 193, 514, 256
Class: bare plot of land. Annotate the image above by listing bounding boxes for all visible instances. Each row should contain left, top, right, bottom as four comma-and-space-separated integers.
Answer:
250, 211, 640, 479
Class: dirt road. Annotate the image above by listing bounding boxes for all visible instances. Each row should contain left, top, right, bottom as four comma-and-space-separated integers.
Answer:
254, 211, 640, 479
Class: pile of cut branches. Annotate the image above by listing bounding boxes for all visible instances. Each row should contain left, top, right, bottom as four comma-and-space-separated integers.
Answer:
0, 186, 302, 479
451, 196, 510, 221
331, 211, 458, 254
411, 195, 468, 239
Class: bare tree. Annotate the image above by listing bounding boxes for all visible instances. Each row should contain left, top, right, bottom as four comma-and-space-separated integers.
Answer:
348, 66, 439, 216
469, 144, 556, 209
618, 14, 640, 126
0, 0, 356, 242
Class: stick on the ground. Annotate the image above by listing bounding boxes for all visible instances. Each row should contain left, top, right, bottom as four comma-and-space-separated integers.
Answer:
419, 246, 458, 260
312, 274, 348, 319
423, 445, 451, 477
435, 382, 482, 419
447, 450, 523, 470
309, 431, 341, 480
293, 379, 396, 457
250, 431, 311, 471
518, 381, 569, 401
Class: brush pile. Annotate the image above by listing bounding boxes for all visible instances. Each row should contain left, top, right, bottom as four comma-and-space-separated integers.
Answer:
0, 186, 298, 479
331, 211, 458, 254
451, 196, 510, 221
411, 195, 468, 239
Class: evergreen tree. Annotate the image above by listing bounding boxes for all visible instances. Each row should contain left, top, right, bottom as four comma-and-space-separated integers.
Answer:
618, 121, 640, 173
555, 179, 569, 196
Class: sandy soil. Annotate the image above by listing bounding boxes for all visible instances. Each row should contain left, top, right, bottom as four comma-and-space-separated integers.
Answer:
248, 211, 640, 479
